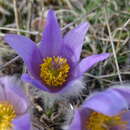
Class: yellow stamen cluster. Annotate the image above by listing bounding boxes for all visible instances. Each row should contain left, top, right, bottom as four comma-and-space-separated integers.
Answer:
0, 102, 16, 130
86, 112, 128, 130
40, 56, 70, 87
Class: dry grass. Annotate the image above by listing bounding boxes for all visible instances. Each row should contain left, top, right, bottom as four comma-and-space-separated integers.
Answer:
0, 0, 130, 129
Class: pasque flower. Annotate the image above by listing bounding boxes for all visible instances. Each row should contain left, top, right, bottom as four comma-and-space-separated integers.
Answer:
0, 76, 31, 130
5, 10, 109, 95
68, 86, 130, 130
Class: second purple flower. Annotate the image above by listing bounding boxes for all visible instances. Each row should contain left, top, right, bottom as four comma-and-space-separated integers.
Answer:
68, 87, 130, 130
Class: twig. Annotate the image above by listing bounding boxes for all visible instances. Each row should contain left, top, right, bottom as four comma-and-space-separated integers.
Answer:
0, 3, 105, 36
85, 73, 120, 84
104, 8, 123, 84
0, 56, 20, 70
13, 0, 20, 34
85, 72, 130, 79
0, 27, 39, 35
64, 0, 74, 10
95, 36, 125, 43
123, 18, 130, 28
26, 0, 33, 37
62, 3, 106, 31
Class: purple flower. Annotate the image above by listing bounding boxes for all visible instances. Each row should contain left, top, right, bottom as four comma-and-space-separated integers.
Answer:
68, 87, 130, 130
4, 10, 110, 94
0, 76, 31, 130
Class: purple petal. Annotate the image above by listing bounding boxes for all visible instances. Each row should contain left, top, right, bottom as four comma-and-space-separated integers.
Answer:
82, 89, 128, 116
74, 53, 110, 78
121, 111, 130, 130
69, 110, 82, 130
112, 87, 130, 105
4, 34, 42, 79
13, 113, 31, 130
22, 74, 71, 93
0, 76, 27, 100
6, 89, 28, 115
60, 44, 75, 63
0, 83, 6, 101
110, 126, 125, 130
21, 74, 49, 91
54, 77, 84, 96
39, 10, 63, 57
64, 22, 89, 62
0, 76, 28, 115
69, 108, 91, 130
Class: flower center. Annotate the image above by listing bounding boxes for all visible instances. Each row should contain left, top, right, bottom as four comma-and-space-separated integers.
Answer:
40, 56, 70, 87
0, 102, 16, 130
86, 112, 128, 130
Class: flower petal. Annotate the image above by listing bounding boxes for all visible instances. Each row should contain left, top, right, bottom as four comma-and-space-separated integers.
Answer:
82, 89, 128, 116
22, 74, 80, 94
6, 90, 28, 115
112, 87, 130, 105
68, 108, 91, 130
74, 53, 110, 78
39, 10, 63, 57
21, 74, 49, 91
121, 111, 130, 129
0, 76, 27, 100
0, 83, 6, 101
60, 44, 75, 63
68, 110, 82, 130
0, 76, 28, 116
13, 113, 31, 130
64, 22, 89, 62
4, 34, 42, 79
57, 77, 84, 96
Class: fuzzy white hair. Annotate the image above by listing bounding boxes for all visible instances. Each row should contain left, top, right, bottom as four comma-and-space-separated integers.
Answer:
62, 104, 74, 130
39, 77, 85, 107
